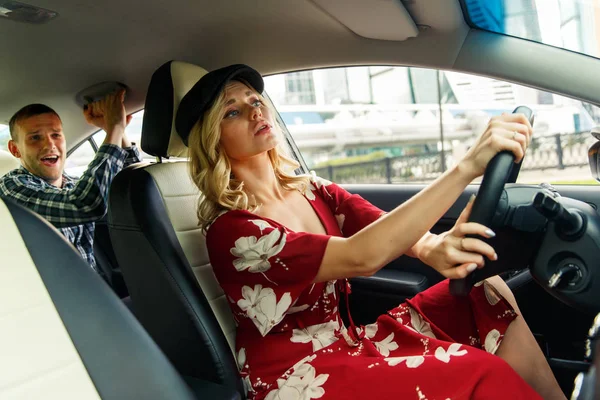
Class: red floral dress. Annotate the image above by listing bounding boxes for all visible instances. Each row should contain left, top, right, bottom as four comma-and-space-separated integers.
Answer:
206, 175, 541, 400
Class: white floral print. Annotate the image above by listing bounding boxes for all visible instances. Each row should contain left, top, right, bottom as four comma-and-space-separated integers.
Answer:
237, 347, 246, 370
237, 348, 254, 396
302, 183, 319, 201
303, 174, 332, 201
364, 323, 378, 339
408, 307, 436, 339
290, 321, 340, 351
237, 284, 292, 336
309, 172, 332, 189
384, 356, 425, 368
265, 362, 329, 400
434, 343, 468, 363
484, 329, 502, 354
374, 332, 399, 357
249, 219, 273, 233
243, 375, 254, 396
288, 304, 310, 314
231, 229, 287, 273
340, 325, 360, 347
324, 281, 336, 298
292, 354, 317, 371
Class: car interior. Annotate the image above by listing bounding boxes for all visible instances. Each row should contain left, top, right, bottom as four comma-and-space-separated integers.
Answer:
0, 196, 230, 399
108, 60, 243, 395
0, 149, 21, 176
3, 0, 600, 398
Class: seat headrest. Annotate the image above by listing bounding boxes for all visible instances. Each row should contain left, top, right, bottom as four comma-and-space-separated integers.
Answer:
141, 61, 208, 158
0, 150, 20, 177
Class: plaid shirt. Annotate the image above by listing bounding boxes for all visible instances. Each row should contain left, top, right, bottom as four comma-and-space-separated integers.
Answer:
0, 144, 141, 272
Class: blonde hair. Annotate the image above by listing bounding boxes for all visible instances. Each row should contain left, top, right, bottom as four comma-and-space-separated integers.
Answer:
187, 82, 310, 233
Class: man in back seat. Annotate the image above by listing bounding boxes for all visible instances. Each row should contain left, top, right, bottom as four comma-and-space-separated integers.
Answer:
0, 90, 141, 276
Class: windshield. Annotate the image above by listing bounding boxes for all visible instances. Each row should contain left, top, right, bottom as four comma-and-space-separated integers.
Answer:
463, 0, 600, 59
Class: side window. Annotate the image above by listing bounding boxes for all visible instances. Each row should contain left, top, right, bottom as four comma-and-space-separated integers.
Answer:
264, 67, 600, 185
65, 140, 96, 177
91, 110, 152, 160
65, 110, 151, 177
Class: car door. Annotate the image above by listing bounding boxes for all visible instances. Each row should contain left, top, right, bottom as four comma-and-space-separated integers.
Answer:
265, 65, 600, 394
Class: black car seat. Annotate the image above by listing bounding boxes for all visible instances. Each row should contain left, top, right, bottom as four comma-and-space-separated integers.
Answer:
0, 196, 238, 399
93, 214, 130, 298
107, 61, 244, 397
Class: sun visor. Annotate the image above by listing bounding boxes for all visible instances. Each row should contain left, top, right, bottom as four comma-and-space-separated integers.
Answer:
75, 81, 131, 108
311, 0, 418, 41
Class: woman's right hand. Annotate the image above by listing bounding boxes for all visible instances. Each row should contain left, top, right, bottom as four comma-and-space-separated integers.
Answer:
458, 113, 533, 180
416, 195, 497, 279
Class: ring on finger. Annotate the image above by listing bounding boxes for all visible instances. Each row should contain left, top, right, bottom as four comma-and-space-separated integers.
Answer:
512, 131, 518, 140
460, 237, 466, 251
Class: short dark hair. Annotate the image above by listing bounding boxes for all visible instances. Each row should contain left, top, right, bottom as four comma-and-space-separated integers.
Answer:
9, 104, 61, 140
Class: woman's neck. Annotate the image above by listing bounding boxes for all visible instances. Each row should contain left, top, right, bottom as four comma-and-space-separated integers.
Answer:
231, 153, 286, 204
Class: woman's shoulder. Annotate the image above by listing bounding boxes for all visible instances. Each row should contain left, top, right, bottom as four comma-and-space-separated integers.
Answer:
303, 171, 351, 202
306, 171, 333, 189
209, 209, 252, 228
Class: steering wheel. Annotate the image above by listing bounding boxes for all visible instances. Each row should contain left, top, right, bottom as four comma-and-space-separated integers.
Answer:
449, 106, 534, 296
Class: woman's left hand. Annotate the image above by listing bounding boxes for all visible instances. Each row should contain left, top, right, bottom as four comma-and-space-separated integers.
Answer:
416, 196, 498, 279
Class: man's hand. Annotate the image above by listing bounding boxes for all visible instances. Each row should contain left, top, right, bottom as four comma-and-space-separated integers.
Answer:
416, 195, 498, 279
83, 89, 132, 146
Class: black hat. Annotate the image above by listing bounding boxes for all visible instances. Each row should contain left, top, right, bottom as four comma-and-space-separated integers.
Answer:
175, 64, 264, 145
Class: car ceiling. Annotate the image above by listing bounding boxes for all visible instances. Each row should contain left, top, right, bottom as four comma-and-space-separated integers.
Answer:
1, 0, 599, 148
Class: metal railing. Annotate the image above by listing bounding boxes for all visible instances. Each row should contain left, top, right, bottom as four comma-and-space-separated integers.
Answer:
312, 131, 597, 184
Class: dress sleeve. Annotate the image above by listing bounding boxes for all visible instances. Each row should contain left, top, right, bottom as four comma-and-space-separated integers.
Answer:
310, 175, 386, 237
206, 211, 331, 337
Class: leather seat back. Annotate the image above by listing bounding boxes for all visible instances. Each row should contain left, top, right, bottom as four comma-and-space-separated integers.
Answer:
108, 61, 243, 396
0, 196, 195, 400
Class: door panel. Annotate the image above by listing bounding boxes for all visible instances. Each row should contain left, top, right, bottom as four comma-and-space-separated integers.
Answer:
344, 182, 599, 394
342, 183, 475, 325
344, 183, 477, 324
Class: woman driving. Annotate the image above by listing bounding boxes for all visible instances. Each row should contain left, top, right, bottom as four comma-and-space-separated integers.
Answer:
176, 64, 565, 399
